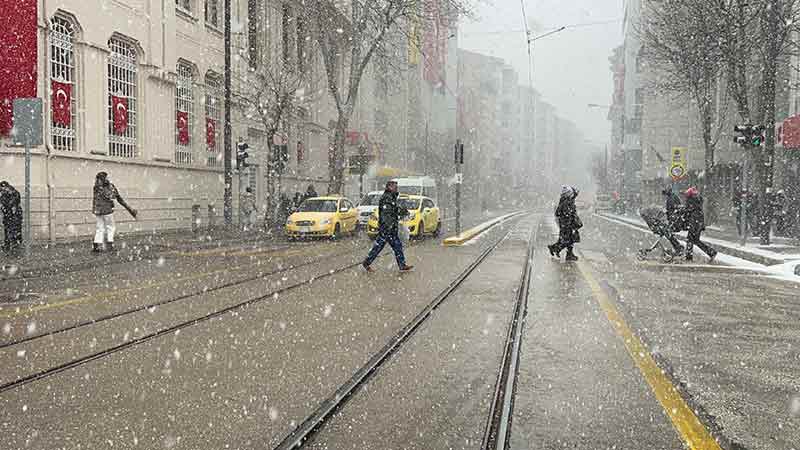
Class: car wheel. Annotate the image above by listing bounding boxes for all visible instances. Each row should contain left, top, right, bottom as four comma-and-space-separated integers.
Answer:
417, 221, 424, 239
331, 223, 341, 241
433, 221, 441, 237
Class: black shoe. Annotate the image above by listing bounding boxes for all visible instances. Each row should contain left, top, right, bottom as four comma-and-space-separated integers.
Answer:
399, 265, 414, 272
565, 253, 579, 261
685, 255, 693, 262
362, 263, 374, 273
547, 244, 558, 257
708, 251, 717, 262
92, 243, 102, 253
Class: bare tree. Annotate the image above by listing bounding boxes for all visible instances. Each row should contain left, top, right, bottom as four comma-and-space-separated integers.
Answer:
297, 0, 465, 193
231, 21, 320, 225
712, 0, 800, 242
638, 0, 728, 217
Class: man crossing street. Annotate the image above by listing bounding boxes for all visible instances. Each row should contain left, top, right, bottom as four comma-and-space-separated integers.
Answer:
362, 181, 414, 272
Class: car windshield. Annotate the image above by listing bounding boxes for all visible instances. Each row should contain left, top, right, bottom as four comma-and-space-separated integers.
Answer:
298, 199, 338, 212
399, 198, 420, 211
359, 194, 381, 206
398, 186, 423, 196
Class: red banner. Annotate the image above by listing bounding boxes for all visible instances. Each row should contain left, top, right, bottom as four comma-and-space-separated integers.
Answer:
176, 110, 189, 145
111, 95, 128, 135
206, 118, 216, 149
51, 80, 72, 126
0, 0, 38, 135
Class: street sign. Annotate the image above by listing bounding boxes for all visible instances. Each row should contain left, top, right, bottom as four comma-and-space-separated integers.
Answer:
12, 98, 43, 146
669, 147, 688, 181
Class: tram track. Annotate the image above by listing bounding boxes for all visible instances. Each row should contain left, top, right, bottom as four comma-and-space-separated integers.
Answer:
272, 215, 535, 450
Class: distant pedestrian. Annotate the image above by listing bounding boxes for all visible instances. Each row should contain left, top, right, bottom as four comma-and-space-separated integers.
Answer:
745, 191, 760, 236
362, 181, 414, 272
0, 181, 23, 253
240, 187, 257, 231
661, 187, 684, 253
303, 184, 318, 201
293, 192, 303, 209
92, 172, 137, 252
772, 190, 788, 236
278, 193, 293, 225
679, 187, 717, 262
548, 186, 582, 261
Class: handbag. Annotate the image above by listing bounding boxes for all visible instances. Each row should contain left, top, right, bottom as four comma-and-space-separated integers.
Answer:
399, 223, 410, 243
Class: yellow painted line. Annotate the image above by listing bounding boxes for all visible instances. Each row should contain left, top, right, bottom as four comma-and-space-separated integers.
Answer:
442, 211, 525, 246
0, 247, 308, 319
576, 260, 723, 450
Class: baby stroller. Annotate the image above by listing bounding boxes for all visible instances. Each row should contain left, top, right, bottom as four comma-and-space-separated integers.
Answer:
638, 207, 681, 263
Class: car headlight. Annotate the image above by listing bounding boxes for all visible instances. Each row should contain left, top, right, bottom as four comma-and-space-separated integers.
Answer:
286, 219, 293, 225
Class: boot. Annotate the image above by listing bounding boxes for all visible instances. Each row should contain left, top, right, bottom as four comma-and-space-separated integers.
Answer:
565, 249, 579, 261
92, 243, 102, 253
547, 244, 559, 257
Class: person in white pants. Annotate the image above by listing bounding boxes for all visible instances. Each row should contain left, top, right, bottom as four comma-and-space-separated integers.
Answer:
92, 172, 137, 252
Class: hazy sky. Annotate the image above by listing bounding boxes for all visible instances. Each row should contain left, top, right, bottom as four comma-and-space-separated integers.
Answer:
460, 0, 624, 145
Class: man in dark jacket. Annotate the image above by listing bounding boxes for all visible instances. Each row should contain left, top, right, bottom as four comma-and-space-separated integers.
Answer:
680, 187, 717, 262
362, 181, 414, 272
548, 186, 582, 261
92, 172, 137, 252
303, 184, 318, 201
0, 181, 23, 252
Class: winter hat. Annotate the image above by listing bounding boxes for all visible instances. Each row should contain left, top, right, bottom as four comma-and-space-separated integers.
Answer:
561, 185, 571, 196
684, 187, 699, 198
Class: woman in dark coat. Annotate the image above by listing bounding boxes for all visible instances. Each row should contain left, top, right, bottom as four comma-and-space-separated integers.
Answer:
548, 186, 582, 261
0, 181, 23, 252
680, 187, 717, 262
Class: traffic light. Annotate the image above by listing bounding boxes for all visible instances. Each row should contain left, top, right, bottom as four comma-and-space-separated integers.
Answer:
733, 124, 765, 147
751, 125, 765, 146
236, 141, 250, 170
454, 140, 464, 164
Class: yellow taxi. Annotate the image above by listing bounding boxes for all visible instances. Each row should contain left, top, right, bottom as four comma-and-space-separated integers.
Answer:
366, 195, 441, 239
285, 196, 358, 239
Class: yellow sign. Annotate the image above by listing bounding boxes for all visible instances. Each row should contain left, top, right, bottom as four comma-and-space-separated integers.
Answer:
669, 147, 688, 181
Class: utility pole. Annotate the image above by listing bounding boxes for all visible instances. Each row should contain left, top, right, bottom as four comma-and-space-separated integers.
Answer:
223, 0, 233, 225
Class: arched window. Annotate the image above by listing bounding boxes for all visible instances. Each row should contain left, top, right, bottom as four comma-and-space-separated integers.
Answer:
49, 15, 77, 151
205, 73, 222, 167
108, 37, 138, 158
175, 62, 194, 164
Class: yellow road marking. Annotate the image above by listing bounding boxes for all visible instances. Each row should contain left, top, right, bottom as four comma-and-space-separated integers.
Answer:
0, 247, 309, 319
576, 260, 723, 450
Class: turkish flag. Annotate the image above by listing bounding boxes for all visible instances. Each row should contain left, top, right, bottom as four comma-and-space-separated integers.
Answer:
206, 118, 216, 148
176, 110, 189, 145
111, 95, 128, 135
51, 80, 71, 126
0, 0, 38, 135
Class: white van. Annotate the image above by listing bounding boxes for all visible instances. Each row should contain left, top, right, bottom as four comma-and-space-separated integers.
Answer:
356, 191, 384, 227
392, 177, 438, 200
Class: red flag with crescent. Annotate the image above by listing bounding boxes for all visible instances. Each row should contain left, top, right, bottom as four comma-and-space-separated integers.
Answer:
206, 118, 216, 148
176, 110, 189, 145
111, 95, 128, 135
51, 80, 71, 126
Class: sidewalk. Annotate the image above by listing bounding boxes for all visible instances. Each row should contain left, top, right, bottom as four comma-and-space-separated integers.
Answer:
596, 212, 800, 274
1, 226, 280, 281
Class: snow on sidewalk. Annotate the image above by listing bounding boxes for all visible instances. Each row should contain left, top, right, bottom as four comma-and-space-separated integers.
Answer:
595, 212, 800, 284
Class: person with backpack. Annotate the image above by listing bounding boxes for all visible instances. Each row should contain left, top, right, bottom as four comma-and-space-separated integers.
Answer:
92, 172, 137, 252
548, 186, 582, 261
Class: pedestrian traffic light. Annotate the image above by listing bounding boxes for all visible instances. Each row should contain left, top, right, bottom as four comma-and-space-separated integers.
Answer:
236, 141, 250, 170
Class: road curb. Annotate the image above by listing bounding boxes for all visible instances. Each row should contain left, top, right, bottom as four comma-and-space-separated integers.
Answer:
442, 211, 526, 247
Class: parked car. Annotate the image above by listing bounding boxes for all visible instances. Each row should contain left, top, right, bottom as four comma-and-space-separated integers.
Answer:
356, 191, 383, 229
285, 196, 358, 239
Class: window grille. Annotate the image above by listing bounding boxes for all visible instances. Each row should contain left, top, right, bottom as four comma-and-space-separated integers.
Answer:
49, 16, 76, 151
205, 75, 222, 167
175, 62, 194, 164
108, 38, 137, 158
